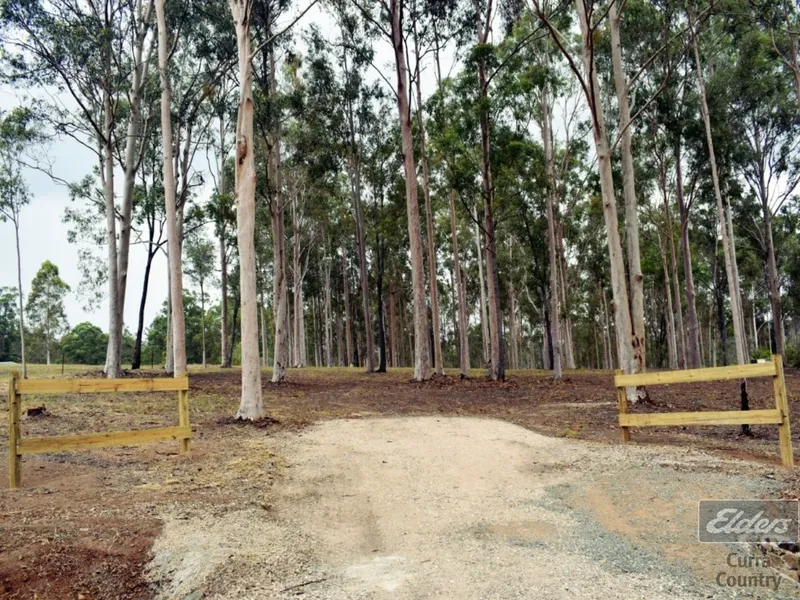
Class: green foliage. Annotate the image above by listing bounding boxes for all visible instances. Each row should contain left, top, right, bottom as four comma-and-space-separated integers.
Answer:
786, 345, 800, 369
145, 295, 222, 366
61, 322, 107, 365
25, 261, 70, 359
0, 286, 20, 361
751, 347, 773, 361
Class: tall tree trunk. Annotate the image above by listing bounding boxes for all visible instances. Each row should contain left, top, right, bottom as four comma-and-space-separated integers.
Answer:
609, 0, 646, 381
376, 235, 387, 373
658, 230, 679, 369
312, 298, 320, 367
726, 198, 749, 363
689, 9, 747, 366
660, 168, 686, 368
165, 275, 173, 372
474, 213, 490, 367
576, 0, 636, 386
200, 279, 207, 367
449, 191, 470, 377
115, 2, 154, 371
342, 255, 354, 366
762, 199, 785, 360
389, 288, 398, 368
508, 285, 518, 370
541, 78, 562, 378
675, 143, 702, 367
476, 0, 504, 381
259, 295, 267, 367
336, 310, 344, 366
353, 185, 374, 373
542, 294, 552, 370
227, 285, 239, 367
323, 255, 333, 367
103, 68, 121, 378
13, 219, 26, 377
131, 243, 155, 370
229, 0, 263, 415
156, 0, 186, 380
291, 185, 305, 368
340, 42, 375, 375
269, 47, 289, 384
390, 0, 431, 381
219, 113, 231, 368
412, 19, 443, 376
557, 228, 576, 369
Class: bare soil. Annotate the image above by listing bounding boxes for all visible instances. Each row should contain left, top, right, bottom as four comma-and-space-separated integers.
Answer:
1, 367, 799, 598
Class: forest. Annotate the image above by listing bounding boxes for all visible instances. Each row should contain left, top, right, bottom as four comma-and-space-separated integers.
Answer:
0, 0, 798, 419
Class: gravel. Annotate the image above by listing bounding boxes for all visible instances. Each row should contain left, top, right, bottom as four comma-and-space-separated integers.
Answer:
147, 416, 800, 599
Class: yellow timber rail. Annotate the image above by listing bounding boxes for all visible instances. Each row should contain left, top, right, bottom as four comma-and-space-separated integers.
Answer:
615, 355, 793, 467
7, 372, 191, 489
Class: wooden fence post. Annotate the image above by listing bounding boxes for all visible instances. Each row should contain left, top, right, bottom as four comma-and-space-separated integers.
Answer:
773, 355, 793, 468
8, 371, 21, 489
178, 388, 190, 453
616, 370, 631, 442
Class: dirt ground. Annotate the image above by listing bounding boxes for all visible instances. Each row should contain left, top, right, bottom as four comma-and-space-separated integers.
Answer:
1, 367, 800, 599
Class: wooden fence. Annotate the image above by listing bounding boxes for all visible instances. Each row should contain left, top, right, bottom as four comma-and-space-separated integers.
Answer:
7, 372, 191, 489
615, 355, 793, 467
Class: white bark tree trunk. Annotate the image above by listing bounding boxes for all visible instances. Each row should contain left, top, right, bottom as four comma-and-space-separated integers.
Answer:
576, 0, 636, 384
103, 71, 121, 378
156, 0, 186, 380
291, 183, 306, 368
449, 190, 470, 377
476, 2, 504, 381
201, 280, 207, 368
658, 230, 679, 369
229, 0, 263, 415
541, 78, 562, 379
609, 0, 646, 379
689, 13, 747, 366
219, 113, 231, 368
323, 255, 333, 367
390, 0, 431, 381
412, 20, 443, 376
342, 254, 353, 366
474, 213, 490, 367
13, 218, 26, 377
269, 47, 289, 384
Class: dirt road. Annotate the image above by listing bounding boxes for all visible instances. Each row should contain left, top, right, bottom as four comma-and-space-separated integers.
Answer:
148, 416, 800, 599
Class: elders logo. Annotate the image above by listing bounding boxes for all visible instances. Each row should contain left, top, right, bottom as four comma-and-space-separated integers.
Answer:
699, 500, 799, 544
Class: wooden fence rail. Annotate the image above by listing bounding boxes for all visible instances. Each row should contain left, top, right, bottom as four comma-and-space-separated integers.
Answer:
7, 373, 191, 489
615, 355, 793, 467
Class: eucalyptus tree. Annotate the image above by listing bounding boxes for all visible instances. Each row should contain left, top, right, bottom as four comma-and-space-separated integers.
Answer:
316, 3, 381, 373
0, 0, 161, 377
229, 0, 263, 414
0, 106, 40, 377
0, 168, 29, 376
531, 0, 636, 385
723, 10, 800, 362
687, 4, 748, 369
185, 235, 216, 368
155, 0, 187, 378
607, 0, 646, 377
26, 261, 70, 365
408, 0, 447, 374
130, 136, 167, 369
379, 0, 432, 380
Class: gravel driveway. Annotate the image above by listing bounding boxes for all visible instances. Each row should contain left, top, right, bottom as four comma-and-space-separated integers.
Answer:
148, 417, 800, 599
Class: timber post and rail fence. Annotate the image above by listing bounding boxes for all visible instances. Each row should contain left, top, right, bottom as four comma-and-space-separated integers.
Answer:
6, 372, 191, 489
615, 355, 793, 467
